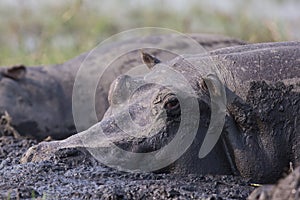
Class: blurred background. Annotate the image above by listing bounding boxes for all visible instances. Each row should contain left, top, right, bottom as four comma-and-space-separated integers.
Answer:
0, 0, 299, 66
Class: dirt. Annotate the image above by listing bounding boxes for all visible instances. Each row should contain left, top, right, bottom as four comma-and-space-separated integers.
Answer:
0, 136, 256, 199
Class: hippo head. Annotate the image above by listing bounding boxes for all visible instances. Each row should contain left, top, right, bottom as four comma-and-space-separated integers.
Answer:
78, 52, 233, 175
21, 52, 236, 175
0, 66, 33, 136
0, 65, 73, 140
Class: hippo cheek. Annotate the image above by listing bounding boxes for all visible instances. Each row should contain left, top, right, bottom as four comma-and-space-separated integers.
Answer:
0, 78, 39, 135
0, 78, 31, 112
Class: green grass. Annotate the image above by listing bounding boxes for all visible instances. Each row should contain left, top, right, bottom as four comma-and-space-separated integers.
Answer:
0, 0, 292, 66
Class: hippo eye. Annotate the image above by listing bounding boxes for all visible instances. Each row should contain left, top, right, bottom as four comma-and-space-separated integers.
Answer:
164, 97, 180, 110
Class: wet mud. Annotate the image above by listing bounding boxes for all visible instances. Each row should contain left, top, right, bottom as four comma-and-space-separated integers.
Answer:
0, 136, 255, 199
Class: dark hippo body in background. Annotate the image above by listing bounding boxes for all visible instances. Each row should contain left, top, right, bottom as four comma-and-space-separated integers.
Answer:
0, 34, 246, 140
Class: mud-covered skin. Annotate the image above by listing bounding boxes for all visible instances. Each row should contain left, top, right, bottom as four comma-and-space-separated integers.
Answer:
248, 166, 300, 200
0, 34, 245, 140
225, 81, 300, 183
22, 42, 300, 186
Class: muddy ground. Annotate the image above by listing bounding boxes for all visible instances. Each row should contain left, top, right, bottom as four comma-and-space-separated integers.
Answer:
0, 136, 256, 200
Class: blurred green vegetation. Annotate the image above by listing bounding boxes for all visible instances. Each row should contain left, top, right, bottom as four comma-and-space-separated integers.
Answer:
0, 0, 294, 66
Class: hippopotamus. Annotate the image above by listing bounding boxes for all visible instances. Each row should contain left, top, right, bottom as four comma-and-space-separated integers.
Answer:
21, 41, 300, 185
0, 33, 246, 140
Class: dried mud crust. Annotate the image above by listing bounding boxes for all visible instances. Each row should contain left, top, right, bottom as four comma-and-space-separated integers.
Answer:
0, 136, 255, 199
0, 136, 37, 167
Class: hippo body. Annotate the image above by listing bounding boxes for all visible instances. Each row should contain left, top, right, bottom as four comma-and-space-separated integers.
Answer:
0, 34, 246, 140
22, 41, 300, 184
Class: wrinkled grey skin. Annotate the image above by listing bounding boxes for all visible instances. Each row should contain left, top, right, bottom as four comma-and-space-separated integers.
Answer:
22, 41, 300, 185
0, 34, 245, 140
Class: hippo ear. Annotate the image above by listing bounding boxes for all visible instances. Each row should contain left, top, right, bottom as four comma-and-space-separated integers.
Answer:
2, 65, 26, 80
140, 51, 161, 69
